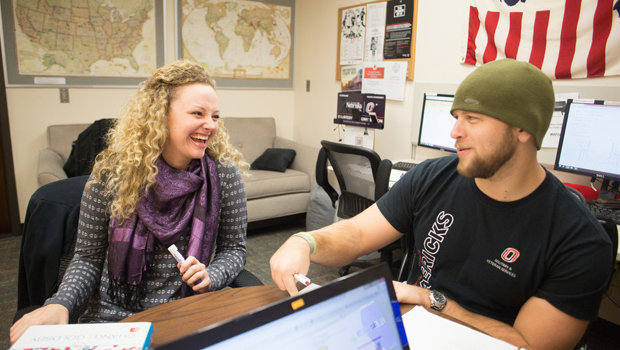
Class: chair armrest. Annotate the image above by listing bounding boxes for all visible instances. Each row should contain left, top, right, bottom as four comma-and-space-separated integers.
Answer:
274, 136, 319, 190
37, 148, 68, 187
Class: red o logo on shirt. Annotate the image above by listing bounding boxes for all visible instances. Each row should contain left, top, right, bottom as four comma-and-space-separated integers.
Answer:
501, 248, 520, 263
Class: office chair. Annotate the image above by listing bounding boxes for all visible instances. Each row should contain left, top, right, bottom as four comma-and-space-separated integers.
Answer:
15, 175, 263, 324
574, 218, 618, 350
315, 140, 400, 277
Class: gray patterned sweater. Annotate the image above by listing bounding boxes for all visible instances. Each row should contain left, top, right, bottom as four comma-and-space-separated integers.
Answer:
45, 161, 247, 322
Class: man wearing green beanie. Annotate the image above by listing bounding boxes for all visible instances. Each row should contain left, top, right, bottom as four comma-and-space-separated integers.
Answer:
270, 59, 611, 350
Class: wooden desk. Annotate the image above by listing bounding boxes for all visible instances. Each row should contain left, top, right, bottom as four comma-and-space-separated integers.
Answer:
122, 285, 420, 348
121, 286, 289, 347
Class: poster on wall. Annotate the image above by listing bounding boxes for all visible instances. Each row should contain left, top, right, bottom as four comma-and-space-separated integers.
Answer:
361, 61, 408, 101
335, 92, 386, 129
341, 65, 363, 91
364, 2, 387, 62
339, 5, 366, 65
0, 0, 165, 87
178, 0, 295, 89
384, 0, 413, 60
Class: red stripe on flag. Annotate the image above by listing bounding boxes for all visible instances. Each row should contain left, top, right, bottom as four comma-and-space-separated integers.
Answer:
505, 12, 523, 59
465, 6, 480, 65
556, 0, 582, 79
587, 0, 613, 77
482, 11, 500, 63
529, 10, 550, 70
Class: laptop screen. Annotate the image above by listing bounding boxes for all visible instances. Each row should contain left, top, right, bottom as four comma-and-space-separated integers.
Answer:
158, 263, 409, 350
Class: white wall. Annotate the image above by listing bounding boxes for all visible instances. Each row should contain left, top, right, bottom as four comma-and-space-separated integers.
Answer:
7, 0, 295, 220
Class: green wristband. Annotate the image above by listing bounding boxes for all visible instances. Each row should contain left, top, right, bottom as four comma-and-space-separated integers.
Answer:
293, 232, 316, 256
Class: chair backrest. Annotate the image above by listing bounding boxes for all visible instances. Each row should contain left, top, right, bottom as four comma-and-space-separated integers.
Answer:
316, 141, 392, 219
565, 185, 587, 205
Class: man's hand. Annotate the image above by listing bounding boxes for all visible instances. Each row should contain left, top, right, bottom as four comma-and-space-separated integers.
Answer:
393, 281, 431, 308
10, 304, 69, 345
270, 234, 312, 296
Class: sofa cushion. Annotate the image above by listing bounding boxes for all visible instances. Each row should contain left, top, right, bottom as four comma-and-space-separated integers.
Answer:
250, 148, 296, 172
222, 117, 276, 163
242, 169, 310, 200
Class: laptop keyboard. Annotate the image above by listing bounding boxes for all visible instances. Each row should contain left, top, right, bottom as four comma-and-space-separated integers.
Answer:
392, 161, 416, 171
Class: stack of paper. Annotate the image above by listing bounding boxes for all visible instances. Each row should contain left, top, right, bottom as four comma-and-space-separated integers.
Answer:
402, 306, 518, 350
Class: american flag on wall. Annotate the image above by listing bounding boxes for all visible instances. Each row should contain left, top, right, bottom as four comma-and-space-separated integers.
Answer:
462, 0, 620, 79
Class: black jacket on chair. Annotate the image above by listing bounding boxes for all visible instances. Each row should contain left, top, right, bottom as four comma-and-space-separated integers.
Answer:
15, 175, 89, 322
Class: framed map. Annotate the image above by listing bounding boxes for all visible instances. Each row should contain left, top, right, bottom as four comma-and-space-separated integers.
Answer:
1, 0, 165, 87
177, 0, 295, 89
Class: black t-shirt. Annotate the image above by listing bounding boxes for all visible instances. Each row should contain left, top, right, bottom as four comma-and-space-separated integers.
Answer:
377, 155, 611, 325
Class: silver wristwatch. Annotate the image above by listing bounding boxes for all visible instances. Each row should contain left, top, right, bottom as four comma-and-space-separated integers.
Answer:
429, 290, 447, 312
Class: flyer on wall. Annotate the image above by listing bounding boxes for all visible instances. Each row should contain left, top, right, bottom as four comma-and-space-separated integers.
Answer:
361, 61, 408, 101
340, 5, 366, 65
364, 2, 387, 62
335, 92, 386, 129
341, 65, 363, 91
384, 0, 413, 59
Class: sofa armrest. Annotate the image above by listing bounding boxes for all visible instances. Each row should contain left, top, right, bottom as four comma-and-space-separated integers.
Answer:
37, 148, 68, 187
274, 136, 319, 190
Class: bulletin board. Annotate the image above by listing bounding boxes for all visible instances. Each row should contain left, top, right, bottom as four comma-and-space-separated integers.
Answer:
336, 0, 418, 82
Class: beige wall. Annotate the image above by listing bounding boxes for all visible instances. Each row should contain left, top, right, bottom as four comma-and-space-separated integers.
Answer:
6, 0, 620, 220
294, 0, 620, 184
7, 0, 294, 220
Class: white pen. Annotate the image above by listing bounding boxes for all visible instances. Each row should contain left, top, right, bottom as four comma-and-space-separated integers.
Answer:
294, 273, 311, 286
168, 244, 202, 285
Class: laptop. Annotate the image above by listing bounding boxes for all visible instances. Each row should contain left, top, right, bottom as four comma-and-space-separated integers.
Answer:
157, 263, 410, 350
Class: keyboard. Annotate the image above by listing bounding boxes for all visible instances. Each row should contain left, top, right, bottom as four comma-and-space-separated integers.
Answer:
586, 201, 620, 225
392, 161, 417, 171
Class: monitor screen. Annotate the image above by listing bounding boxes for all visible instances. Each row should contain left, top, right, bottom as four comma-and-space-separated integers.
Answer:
417, 94, 457, 153
554, 99, 620, 182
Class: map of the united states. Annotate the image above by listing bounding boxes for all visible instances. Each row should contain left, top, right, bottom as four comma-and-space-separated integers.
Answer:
13, 0, 157, 77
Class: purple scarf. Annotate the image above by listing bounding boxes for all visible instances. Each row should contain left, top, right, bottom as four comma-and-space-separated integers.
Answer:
107, 155, 220, 289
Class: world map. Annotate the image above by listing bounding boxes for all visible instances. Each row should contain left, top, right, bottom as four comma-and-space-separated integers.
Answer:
13, 0, 157, 77
182, 0, 292, 80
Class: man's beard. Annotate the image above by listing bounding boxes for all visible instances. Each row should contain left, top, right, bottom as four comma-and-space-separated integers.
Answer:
457, 127, 518, 179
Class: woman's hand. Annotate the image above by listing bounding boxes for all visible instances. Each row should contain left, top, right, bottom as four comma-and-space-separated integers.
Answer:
10, 304, 69, 345
178, 256, 212, 294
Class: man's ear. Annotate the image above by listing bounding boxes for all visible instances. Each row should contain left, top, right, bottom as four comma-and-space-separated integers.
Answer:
517, 129, 533, 144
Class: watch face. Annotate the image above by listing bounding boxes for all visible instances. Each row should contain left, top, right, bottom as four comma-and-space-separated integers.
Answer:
431, 290, 446, 311
434, 291, 446, 304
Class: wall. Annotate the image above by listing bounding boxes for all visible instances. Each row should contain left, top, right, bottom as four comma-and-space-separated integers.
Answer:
294, 0, 620, 186
6, 0, 620, 218
7, 0, 295, 220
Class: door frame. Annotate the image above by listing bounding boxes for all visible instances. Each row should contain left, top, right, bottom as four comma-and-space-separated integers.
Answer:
0, 36, 21, 237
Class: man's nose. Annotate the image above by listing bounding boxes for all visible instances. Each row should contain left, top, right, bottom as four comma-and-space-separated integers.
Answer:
450, 119, 463, 139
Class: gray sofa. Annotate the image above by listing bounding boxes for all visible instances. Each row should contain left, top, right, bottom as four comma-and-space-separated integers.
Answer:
37, 117, 318, 223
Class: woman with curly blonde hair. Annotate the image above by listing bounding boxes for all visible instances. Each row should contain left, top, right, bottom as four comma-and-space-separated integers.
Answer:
11, 60, 250, 341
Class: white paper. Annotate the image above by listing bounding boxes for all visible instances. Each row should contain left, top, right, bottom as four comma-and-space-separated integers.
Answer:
364, 2, 386, 62
402, 306, 518, 350
340, 6, 366, 65
542, 92, 579, 148
344, 125, 374, 149
361, 61, 407, 101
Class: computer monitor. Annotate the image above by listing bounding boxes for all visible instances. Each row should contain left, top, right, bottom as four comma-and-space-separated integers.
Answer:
417, 93, 457, 153
554, 99, 620, 198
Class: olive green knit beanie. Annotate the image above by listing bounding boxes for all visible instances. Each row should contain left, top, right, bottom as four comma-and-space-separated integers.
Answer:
450, 59, 555, 149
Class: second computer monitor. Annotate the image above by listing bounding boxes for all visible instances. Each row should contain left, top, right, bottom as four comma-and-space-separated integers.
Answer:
417, 93, 457, 153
